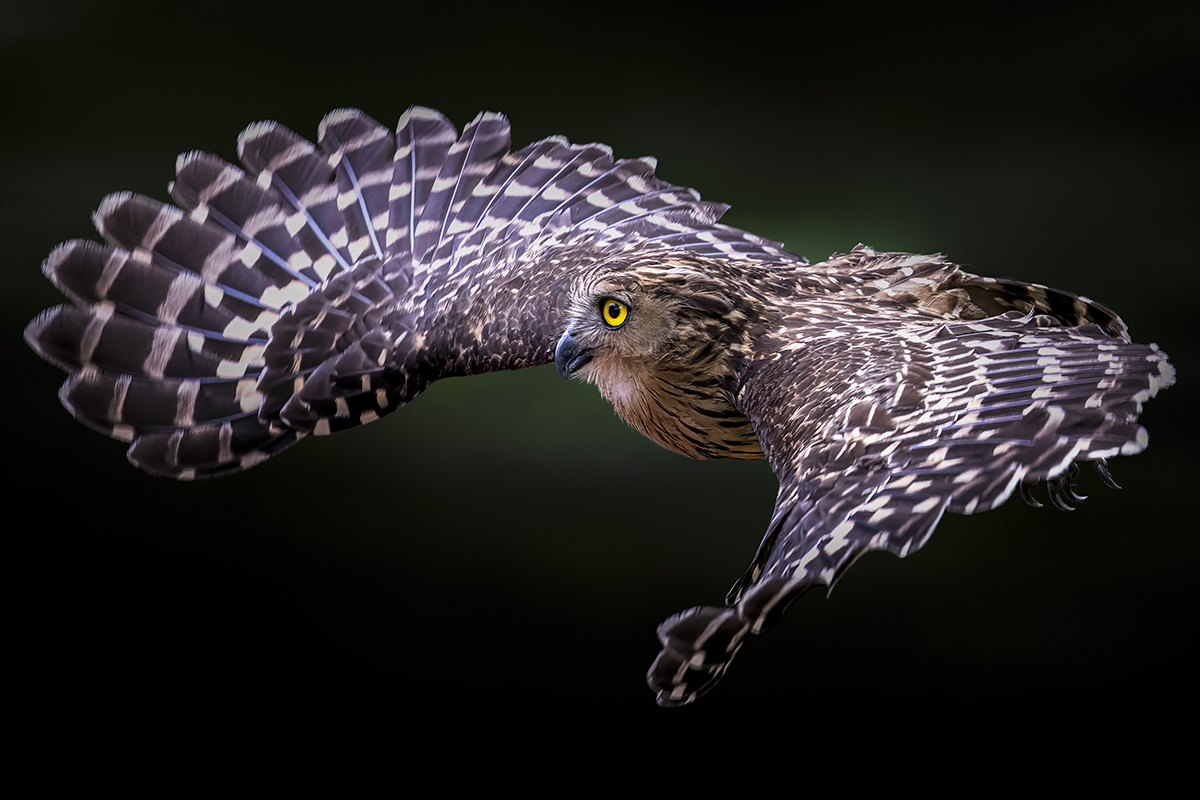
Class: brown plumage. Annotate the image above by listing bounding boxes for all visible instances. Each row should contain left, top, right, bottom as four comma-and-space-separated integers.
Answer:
25, 107, 1174, 705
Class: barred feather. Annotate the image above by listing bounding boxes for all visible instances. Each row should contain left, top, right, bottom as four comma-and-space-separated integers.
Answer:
27, 109, 1173, 706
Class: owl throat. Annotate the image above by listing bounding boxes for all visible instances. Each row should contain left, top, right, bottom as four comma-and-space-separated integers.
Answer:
583, 357, 764, 461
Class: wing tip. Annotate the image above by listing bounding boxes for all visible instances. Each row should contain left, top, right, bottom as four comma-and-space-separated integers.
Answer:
91, 190, 134, 231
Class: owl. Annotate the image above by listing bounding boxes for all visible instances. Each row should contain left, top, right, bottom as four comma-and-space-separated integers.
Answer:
25, 107, 1174, 705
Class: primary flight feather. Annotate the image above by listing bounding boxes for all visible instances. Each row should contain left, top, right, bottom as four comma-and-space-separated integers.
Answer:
25, 107, 1174, 705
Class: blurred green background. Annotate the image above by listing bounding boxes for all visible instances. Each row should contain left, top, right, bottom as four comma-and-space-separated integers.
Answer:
4, 0, 1195, 760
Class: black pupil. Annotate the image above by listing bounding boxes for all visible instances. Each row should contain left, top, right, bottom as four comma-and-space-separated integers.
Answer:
607, 302, 621, 320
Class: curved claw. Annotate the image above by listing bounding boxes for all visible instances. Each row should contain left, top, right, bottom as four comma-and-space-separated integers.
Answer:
1047, 483, 1076, 512
1093, 458, 1122, 490
1046, 463, 1086, 511
1064, 462, 1087, 502
1019, 481, 1044, 508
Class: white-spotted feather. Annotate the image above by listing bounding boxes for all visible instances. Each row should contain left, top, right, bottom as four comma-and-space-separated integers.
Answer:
26, 110, 1173, 706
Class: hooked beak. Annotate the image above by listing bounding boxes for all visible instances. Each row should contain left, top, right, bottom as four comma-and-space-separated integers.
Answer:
554, 331, 594, 380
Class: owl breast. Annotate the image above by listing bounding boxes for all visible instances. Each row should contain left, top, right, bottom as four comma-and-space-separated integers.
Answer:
586, 358, 764, 461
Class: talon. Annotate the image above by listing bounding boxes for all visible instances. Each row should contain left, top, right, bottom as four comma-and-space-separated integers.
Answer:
1047, 474, 1076, 512
1019, 481, 1043, 509
1048, 489, 1075, 512
1064, 463, 1087, 503
1094, 458, 1122, 490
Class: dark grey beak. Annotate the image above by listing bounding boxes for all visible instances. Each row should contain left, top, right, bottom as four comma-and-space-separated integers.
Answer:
554, 331, 593, 379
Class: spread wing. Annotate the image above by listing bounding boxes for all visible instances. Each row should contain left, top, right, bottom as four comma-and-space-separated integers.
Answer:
647, 289, 1175, 706
25, 107, 802, 478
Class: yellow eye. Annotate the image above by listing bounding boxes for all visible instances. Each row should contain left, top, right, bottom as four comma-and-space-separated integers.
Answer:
601, 299, 629, 328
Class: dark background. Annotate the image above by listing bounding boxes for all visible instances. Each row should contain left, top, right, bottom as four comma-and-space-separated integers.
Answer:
4, 0, 1195, 765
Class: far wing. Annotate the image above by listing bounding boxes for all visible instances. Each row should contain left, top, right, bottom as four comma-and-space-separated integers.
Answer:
648, 307, 1173, 706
